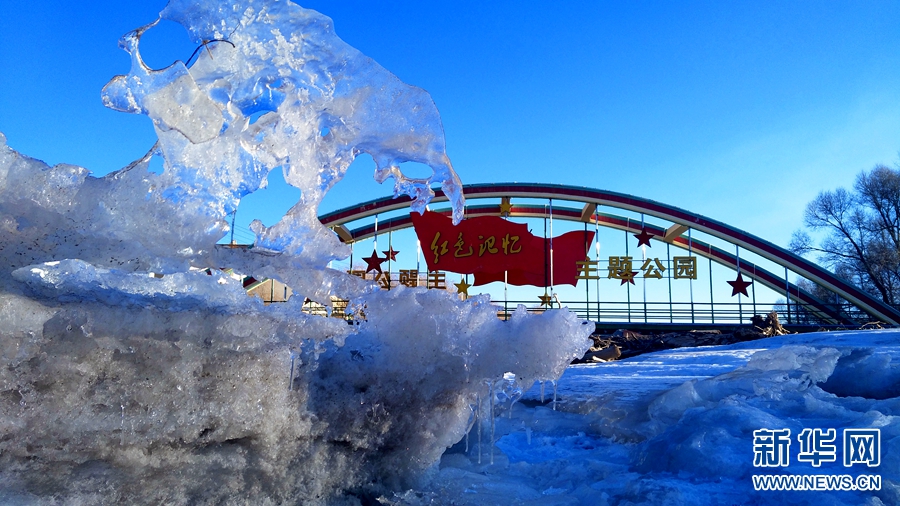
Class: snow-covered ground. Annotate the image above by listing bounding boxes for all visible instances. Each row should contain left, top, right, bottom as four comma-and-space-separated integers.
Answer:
396, 330, 900, 505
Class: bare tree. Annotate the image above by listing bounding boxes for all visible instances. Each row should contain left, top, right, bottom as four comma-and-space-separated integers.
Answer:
791, 164, 900, 306
772, 277, 856, 325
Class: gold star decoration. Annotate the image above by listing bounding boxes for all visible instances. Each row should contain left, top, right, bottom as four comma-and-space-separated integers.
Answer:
538, 292, 553, 307
499, 197, 513, 217
727, 272, 753, 297
454, 278, 471, 298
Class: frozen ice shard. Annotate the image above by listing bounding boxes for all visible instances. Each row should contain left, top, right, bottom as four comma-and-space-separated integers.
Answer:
102, 0, 465, 264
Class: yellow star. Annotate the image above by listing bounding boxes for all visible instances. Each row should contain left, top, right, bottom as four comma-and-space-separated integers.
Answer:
538, 293, 552, 307
454, 278, 471, 298
499, 197, 512, 216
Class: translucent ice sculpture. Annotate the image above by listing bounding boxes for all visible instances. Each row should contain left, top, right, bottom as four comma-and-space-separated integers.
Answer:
103, 0, 464, 303
0, 1, 592, 503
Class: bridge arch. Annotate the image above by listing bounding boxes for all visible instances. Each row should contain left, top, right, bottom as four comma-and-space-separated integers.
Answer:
319, 183, 900, 326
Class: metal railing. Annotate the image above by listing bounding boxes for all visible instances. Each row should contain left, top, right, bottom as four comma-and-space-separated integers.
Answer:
495, 299, 872, 326
294, 296, 873, 327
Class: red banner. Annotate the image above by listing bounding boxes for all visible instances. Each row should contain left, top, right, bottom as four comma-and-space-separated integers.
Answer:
410, 211, 594, 287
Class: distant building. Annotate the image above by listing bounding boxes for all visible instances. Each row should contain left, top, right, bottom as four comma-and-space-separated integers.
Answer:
244, 276, 293, 303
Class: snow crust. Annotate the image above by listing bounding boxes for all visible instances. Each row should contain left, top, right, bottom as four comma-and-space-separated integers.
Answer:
0, 1, 592, 503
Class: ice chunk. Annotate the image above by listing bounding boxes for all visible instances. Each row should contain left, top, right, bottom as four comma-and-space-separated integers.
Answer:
104, 0, 465, 234
0, 0, 592, 502
11, 259, 250, 311
820, 349, 900, 400
498, 371, 524, 418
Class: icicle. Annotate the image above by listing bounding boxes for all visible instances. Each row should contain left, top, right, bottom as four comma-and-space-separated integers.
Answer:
526, 425, 532, 445
552, 380, 558, 411
311, 341, 323, 371
489, 381, 495, 465
463, 402, 476, 453
476, 392, 482, 464
501, 372, 522, 418
120, 402, 125, 446
288, 351, 296, 390
540, 380, 545, 403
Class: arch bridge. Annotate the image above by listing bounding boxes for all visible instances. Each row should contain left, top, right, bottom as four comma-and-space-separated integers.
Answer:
317, 183, 900, 331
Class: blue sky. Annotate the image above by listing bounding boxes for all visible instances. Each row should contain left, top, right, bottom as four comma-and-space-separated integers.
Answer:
2, 0, 900, 250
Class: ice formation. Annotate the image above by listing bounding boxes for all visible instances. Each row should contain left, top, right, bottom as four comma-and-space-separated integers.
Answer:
0, 1, 592, 503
